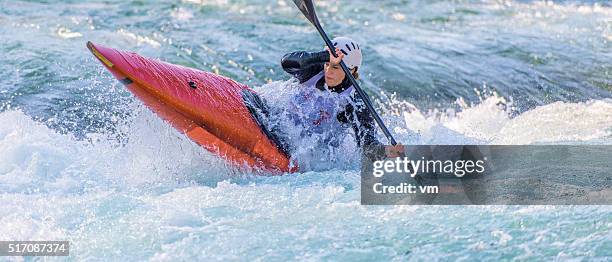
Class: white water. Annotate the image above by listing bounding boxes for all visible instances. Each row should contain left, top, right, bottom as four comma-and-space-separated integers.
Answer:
1, 0, 611, 259
1, 94, 611, 259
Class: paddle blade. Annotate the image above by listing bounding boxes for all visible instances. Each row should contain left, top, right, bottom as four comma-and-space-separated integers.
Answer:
293, 0, 318, 25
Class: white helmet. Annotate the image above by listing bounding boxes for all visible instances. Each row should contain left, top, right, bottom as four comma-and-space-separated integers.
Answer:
330, 36, 362, 69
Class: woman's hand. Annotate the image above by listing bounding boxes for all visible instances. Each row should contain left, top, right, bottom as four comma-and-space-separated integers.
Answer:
385, 145, 405, 158
326, 47, 344, 66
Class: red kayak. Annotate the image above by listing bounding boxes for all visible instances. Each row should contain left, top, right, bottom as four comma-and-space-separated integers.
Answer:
87, 42, 296, 173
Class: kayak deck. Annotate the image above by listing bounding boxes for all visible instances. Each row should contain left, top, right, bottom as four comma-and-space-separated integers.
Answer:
87, 41, 296, 173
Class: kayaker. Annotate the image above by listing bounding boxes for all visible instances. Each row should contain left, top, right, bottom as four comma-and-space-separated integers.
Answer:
281, 36, 380, 148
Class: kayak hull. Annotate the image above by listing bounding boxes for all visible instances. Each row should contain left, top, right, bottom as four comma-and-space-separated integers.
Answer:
87, 41, 296, 173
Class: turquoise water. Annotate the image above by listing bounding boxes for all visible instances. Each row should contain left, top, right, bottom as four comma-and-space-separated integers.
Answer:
0, 0, 611, 260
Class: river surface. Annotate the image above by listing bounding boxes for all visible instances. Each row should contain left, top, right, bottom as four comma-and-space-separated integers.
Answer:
0, 0, 611, 260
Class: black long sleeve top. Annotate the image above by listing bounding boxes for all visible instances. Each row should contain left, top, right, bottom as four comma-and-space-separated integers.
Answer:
280, 50, 380, 147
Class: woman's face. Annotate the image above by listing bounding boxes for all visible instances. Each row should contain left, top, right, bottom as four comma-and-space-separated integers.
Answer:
324, 63, 354, 87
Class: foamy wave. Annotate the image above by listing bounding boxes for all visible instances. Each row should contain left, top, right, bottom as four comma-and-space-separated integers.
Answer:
0, 108, 232, 193
493, 100, 612, 144
170, 7, 194, 21
391, 95, 612, 145
116, 29, 162, 48
0, 94, 610, 183
56, 26, 82, 39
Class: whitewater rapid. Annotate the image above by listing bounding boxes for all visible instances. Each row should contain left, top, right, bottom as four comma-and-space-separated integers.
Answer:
1, 0, 611, 259
1, 96, 611, 259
